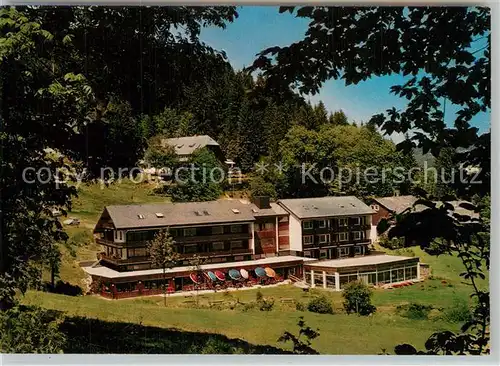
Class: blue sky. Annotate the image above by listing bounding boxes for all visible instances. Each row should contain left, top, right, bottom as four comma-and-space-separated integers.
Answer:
200, 6, 490, 141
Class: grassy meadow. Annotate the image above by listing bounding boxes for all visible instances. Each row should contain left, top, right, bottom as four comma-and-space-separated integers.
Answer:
28, 180, 488, 354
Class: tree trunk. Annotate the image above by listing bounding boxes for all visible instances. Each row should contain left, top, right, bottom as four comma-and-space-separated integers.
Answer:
51, 264, 56, 289
163, 266, 166, 307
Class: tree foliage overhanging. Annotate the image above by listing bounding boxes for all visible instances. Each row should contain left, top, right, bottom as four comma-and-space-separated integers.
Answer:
250, 6, 490, 197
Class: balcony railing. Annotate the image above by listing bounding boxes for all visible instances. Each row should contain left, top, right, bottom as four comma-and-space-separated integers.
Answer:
174, 232, 252, 244
303, 239, 371, 249
96, 232, 252, 248
100, 248, 253, 266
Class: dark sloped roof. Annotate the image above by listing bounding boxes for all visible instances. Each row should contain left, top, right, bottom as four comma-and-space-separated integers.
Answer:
252, 203, 288, 217
100, 199, 289, 230
105, 200, 257, 229
372, 195, 417, 214
278, 196, 373, 219
161, 135, 219, 156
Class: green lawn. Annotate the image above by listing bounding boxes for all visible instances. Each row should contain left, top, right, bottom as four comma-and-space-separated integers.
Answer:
22, 289, 460, 355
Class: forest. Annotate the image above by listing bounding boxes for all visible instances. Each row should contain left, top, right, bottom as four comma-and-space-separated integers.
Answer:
0, 6, 491, 356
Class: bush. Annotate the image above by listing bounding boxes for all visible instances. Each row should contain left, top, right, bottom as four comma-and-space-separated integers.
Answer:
396, 302, 433, 320
200, 337, 235, 354
295, 301, 306, 312
378, 236, 405, 250
342, 281, 376, 316
0, 305, 66, 353
307, 295, 334, 314
442, 298, 472, 323
394, 248, 416, 257
255, 290, 263, 302
258, 298, 275, 311
242, 302, 257, 312
249, 176, 277, 201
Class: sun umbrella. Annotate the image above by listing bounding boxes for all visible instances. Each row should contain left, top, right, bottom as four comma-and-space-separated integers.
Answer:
214, 270, 226, 281
240, 269, 249, 279
255, 267, 267, 278
207, 271, 217, 282
264, 267, 276, 278
228, 269, 241, 280
190, 273, 201, 284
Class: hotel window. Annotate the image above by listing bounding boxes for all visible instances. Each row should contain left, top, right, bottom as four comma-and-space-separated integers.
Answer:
212, 241, 225, 251
264, 222, 274, 230
212, 226, 224, 235
184, 244, 198, 254
183, 228, 197, 237
354, 246, 362, 255
303, 221, 313, 230
319, 249, 327, 259
371, 204, 379, 212
338, 218, 348, 227
353, 231, 362, 240
230, 240, 244, 249
318, 220, 327, 228
318, 234, 330, 244
230, 225, 242, 233
338, 247, 349, 257
352, 217, 361, 225
339, 232, 348, 241
303, 235, 314, 245
304, 251, 312, 258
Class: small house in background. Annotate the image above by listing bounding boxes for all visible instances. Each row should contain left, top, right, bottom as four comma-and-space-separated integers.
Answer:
368, 195, 480, 242
161, 135, 227, 165
369, 195, 418, 227
368, 195, 418, 241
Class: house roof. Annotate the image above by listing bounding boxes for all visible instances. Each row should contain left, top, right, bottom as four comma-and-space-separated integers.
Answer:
278, 196, 373, 219
373, 196, 479, 219
99, 199, 289, 230
305, 254, 418, 269
372, 195, 417, 214
82, 255, 315, 279
161, 135, 219, 156
104, 200, 257, 230
253, 202, 289, 217
443, 200, 479, 219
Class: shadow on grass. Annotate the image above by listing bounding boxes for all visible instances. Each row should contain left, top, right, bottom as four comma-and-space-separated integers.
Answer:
43, 281, 83, 297
60, 316, 290, 354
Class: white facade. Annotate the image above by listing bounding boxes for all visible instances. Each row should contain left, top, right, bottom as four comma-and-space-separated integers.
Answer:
249, 222, 255, 253
288, 214, 303, 252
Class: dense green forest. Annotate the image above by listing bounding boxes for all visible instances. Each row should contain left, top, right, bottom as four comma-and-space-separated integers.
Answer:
0, 6, 490, 355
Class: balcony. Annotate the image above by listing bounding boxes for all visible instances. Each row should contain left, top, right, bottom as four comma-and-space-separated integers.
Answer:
256, 229, 276, 239
100, 248, 253, 266
96, 232, 252, 248
96, 238, 123, 247
178, 247, 253, 259
174, 232, 252, 244
303, 238, 372, 249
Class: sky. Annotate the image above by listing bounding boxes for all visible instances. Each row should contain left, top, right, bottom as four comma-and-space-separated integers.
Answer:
200, 6, 490, 142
